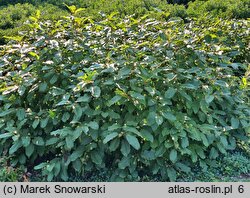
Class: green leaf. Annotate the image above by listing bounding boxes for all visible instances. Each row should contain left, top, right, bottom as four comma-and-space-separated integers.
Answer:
16, 109, 26, 120
205, 95, 214, 104
3, 35, 23, 42
47, 172, 54, 181
130, 91, 145, 102
62, 112, 70, 122
145, 86, 155, 96
162, 128, 170, 136
33, 137, 45, 146
175, 162, 191, 173
101, 112, 108, 118
56, 100, 69, 106
147, 111, 156, 125
162, 112, 176, 121
34, 162, 47, 170
66, 136, 74, 149
192, 101, 200, 113
0, 109, 14, 117
200, 124, 216, 131
169, 149, 177, 163
165, 87, 177, 99
220, 136, 228, 147
91, 86, 101, 98
103, 132, 118, 144
73, 127, 83, 140
72, 159, 82, 172
29, 16, 38, 22
49, 110, 56, 119
21, 136, 31, 147
0, 132, 12, 139
181, 137, 189, 148
141, 150, 155, 160
73, 105, 82, 121
118, 157, 130, 169
32, 119, 40, 129
191, 151, 198, 162
50, 75, 58, 84
76, 95, 90, 102
28, 51, 40, 60
54, 161, 61, 176
9, 141, 22, 154
69, 149, 83, 162
75, 8, 85, 14
108, 111, 120, 119
118, 67, 131, 79
46, 137, 58, 146
108, 123, 121, 131
46, 163, 55, 172
183, 83, 198, 90
200, 134, 209, 147
167, 167, 176, 181
209, 147, 218, 159
109, 138, 120, 151
125, 134, 140, 150
40, 117, 49, 128
64, 4, 77, 14
108, 95, 122, 106
179, 90, 192, 101
155, 114, 163, 126
231, 117, 239, 129
60, 161, 69, 181
89, 121, 99, 130
196, 147, 205, 159
123, 126, 141, 136
25, 144, 34, 158
91, 151, 102, 165
36, 10, 41, 18
120, 140, 131, 157
140, 129, 154, 142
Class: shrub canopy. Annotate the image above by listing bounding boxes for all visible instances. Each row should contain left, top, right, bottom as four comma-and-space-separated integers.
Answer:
0, 13, 249, 181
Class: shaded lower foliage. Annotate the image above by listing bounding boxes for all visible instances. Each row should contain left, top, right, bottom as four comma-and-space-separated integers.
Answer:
0, 12, 249, 181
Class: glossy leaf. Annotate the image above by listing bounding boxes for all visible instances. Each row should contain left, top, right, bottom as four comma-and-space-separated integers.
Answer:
125, 135, 140, 150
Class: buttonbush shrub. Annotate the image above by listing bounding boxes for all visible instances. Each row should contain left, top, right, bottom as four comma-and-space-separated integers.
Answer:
0, 13, 249, 181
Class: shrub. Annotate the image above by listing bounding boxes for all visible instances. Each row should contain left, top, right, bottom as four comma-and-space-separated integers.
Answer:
178, 151, 250, 182
0, 13, 249, 181
163, 4, 188, 19
0, 3, 35, 45
0, 4, 36, 29
187, 0, 250, 19
71, 0, 166, 20
0, 3, 68, 45
221, 152, 250, 175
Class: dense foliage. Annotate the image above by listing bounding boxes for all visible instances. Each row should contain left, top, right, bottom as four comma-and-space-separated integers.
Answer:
0, 3, 67, 45
188, 0, 250, 19
0, 11, 249, 181
1, 0, 194, 7
0, 0, 249, 45
0, 0, 248, 19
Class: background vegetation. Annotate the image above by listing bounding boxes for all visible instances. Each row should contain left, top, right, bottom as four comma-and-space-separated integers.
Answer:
0, 0, 249, 44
